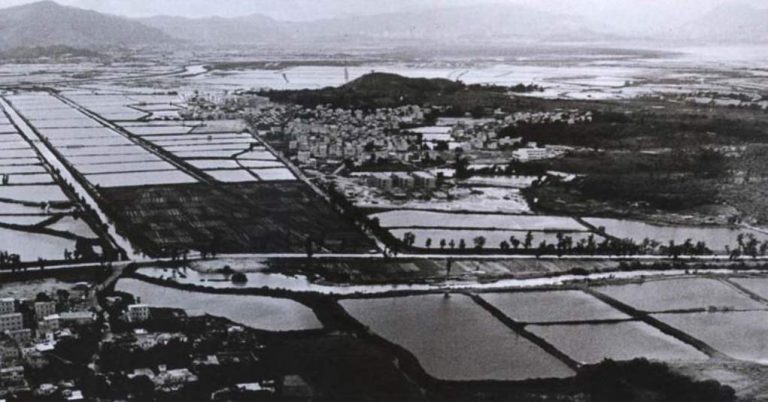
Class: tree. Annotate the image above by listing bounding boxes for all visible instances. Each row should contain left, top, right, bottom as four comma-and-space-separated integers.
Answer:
500, 241, 510, 251
231, 272, 247, 284
473, 236, 486, 250
440, 239, 447, 250
510, 236, 521, 250
402, 232, 416, 247
524, 231, 534, 249
458, 239, 466, 250
425, 238, 432, 249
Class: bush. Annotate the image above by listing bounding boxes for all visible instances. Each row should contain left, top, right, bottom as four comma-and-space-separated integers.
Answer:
231, 272, 247, 284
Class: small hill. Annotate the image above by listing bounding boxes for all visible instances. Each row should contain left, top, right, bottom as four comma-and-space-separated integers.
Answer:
0, 1, 176, 49
262, 73, 469, 109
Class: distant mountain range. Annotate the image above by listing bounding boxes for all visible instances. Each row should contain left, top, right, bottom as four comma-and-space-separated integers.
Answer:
138, 4, 613, 46
0, 1, 174, 49
0, 0, 765, 51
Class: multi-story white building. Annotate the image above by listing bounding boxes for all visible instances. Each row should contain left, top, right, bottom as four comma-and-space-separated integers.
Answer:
0, 298, 14, 315
34, 301, 56, 320
38, 314, 60, 336
412, 172, 437, 190
128, 305, 150, 323
0, 313, 23, 332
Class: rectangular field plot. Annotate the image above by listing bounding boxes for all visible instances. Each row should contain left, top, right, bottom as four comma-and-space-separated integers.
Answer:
0, 148, 37, 159
174, 150, 240, 158
205, 169, 258, 183
654, 311, 768, 363
144, 132, 251, 141
68, 154, 163, 165
0, 216, 49, 226
595, 278, 766, 312
583, 218, 767, 252
480, 290, 629, 323
162, 144, 250, 152
86, 170, 196, 188
3, 173, 53, 185
528, 321, 707, 365
27, 119, 103, 129
147, 111, 180, 119
187, 159, 243, 170
251, 168, 296, 181
18, 109, 83, 120
99, 182, 374, 256
190, 120, 246, 133
240, 160, 285, 169
0, 185, 69, 203
340, 294, 575, 381
96, 111, 149, 121
125, 125, 195, 136
50, 136, 135, 147
76, 161, 178, 175
150, 137, 255, 147
0, 140, 32, 150
730, 277, 768, 299
0, 157, 39, 166
116, 278, 322, 332
37, 127, 119, 139
389, 229, 597, 250
58, 145, 148, 157
0, 201, 50, 214
0, 164, 46, 175
237, 150, 277, 160
0, 226, 75, 261
371, 211, 589, 231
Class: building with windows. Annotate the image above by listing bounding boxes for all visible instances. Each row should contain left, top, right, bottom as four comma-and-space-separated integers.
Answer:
34, 301, 56, 320
0, 313, 23, 332
0, 298, 14, 315
128, 304, 150, 323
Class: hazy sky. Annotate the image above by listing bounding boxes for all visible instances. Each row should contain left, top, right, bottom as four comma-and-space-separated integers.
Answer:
1, 0, 765, 31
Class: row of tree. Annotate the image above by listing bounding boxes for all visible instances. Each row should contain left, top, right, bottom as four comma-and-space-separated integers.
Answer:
398, 230, 768, 258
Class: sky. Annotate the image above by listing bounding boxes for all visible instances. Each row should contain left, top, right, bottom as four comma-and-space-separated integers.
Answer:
0, 0, 765, 31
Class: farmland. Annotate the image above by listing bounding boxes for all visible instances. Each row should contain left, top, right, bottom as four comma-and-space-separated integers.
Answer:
1, 89, 373, 259
0, 99, 112, 263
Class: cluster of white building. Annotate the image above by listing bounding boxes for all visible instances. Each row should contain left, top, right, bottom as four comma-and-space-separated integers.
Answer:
365, 171, 438, 193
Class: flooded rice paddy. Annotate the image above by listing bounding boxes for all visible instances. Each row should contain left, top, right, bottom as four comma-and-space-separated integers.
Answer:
371, 211, 588, 231
596, 278, 766, 312
528, 321, 707, 364
115, 278, 322, 332
584, 218, 768, 252
654, 311, 768, 363
480, 290, 629, 323
340, 294, 575, 381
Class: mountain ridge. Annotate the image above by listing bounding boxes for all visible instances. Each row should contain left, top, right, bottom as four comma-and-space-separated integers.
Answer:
0, 1, 176, 49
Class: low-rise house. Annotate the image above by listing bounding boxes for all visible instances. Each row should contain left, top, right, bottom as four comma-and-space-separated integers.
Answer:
58, 311, 95, 325
7, 329, 31, 344
0, 366, 25, 389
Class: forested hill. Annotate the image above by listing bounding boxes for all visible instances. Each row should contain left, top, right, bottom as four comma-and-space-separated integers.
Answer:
260, 72, 510, 110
